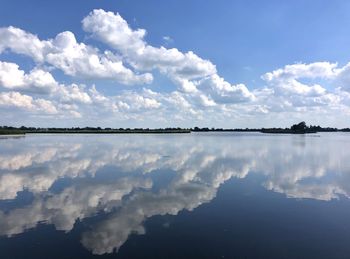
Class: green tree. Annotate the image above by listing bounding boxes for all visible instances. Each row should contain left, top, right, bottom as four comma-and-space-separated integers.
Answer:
291, 121, 307, 132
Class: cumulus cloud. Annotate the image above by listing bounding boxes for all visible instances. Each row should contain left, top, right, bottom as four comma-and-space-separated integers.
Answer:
0, 91, 57, 114
260, 61, 350, 99
0, 26, 49, 62
55, 84, 92, 104
241, 61, 350, 121
263, 62, 337, 81
0, 61, 56, 93
82, 10, 215, 79
0, 27, 152, 85
261, 62, 337, 97
198, 74, 255, 103
82, 9, 254, 104
47, 31, 153, 84
0, 61, 106, 117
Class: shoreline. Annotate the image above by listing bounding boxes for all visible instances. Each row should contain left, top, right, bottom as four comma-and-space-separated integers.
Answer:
1, 130, 347, 136
1, 122, 349, 135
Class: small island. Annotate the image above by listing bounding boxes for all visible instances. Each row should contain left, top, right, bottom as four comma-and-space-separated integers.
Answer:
261, 121, 318, 134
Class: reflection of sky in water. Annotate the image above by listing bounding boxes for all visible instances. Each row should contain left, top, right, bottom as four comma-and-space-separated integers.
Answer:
0, 133, 350, 257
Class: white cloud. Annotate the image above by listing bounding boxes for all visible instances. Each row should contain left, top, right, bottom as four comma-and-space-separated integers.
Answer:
82, 9, 147, 52
262, 62, 338, 82
198, 74, 255, 103
55, 84, 92, 104
0, 61, 56, 93
261, 62, 337, 97
124, 94, 160, 110
247, 61, 350, 120
82, 10, 215, 79
0, 91, 57, 114
47, 31, 153, 84
0, 27, 152, 85
0, 26, 49, 62
333, 63, 350, 92
82, 9, 253, 105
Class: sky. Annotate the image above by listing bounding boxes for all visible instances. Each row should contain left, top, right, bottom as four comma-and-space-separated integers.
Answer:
1, 0, 350, 128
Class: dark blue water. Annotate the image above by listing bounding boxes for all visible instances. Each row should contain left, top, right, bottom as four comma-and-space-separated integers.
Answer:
0, 132, 350, 258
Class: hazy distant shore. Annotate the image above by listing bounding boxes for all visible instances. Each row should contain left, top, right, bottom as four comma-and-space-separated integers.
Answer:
0, 129, 191, 135
1, 122, 350, 135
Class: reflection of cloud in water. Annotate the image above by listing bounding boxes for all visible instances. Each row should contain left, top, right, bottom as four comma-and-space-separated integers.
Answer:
0, 133, 349, 254
82, 182, 216, 254
0, 177, 152, 236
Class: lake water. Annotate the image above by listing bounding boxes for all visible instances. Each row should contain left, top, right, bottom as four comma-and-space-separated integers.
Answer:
1, 132, 350, 258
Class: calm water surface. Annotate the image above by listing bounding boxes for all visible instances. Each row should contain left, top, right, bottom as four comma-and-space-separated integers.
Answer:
0, 132, 350, 258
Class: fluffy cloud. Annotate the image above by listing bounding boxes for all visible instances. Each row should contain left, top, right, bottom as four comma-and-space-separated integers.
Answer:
55, 84, 92, 104
241, 61, 350, 121
0, 26, 49, 62
0, 61, 103, 116
47, 31, 153, 84
0, 91, 57, 114
82, 10, 216, 79
81, 10, 147, 53
198, 74, 255, 103
0, 27, 152, 85
0, 61, 56, 93
82, 9, 253, 104
263, 62, 337, 81
261, 62, 337, 96
260, 61, 350, 98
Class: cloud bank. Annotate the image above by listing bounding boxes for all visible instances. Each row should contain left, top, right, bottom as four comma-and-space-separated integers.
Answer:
1, 9, 350, 126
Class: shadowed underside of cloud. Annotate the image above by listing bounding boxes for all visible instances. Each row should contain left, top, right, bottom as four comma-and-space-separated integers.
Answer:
0, 9, 350, 126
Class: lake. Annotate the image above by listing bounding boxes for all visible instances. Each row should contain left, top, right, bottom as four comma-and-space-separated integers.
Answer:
0, 132, 350, 258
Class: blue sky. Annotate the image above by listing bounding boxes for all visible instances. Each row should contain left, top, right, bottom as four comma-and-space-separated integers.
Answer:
1, 0, 350, 128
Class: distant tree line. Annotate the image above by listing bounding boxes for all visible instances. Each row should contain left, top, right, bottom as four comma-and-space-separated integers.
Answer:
191, 127, 260, 132
1, 122, 350, 135
0, 126, 191, 135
